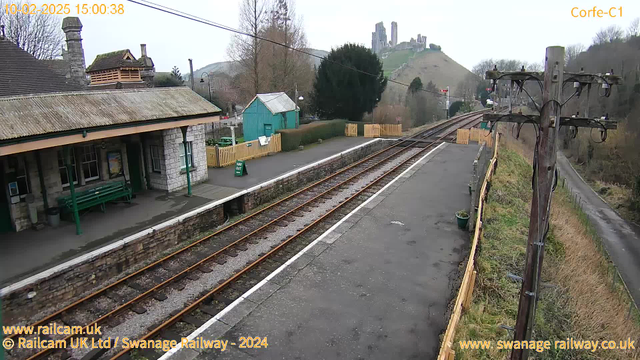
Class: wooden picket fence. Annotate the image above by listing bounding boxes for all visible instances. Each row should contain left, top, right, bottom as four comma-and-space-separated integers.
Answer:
456, 128, 493, 147
437, 133, 500, 360
363, 124, 402, 138
345, 123, 358, 137
206, 134, 281, 167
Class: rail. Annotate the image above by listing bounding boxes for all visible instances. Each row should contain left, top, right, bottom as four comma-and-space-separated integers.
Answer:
8, 111, 485, 360
111, 112, 487, 360
437, 132, 500, 360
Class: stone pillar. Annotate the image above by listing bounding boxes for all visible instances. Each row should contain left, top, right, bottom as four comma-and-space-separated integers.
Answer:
62, 17, 88, 87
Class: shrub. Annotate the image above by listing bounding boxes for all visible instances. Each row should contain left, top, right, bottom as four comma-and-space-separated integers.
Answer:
278, 120, 347, 151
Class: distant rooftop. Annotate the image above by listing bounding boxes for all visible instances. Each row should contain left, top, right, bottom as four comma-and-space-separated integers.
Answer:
249, 92, 297, 115
86, 49, 144, 72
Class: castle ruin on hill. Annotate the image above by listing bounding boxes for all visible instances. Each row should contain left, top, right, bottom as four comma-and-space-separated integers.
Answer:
371, 21, 427, 54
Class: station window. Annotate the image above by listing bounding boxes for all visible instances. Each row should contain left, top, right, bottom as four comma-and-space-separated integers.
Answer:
7, 156, 31, 200
179, 142, 193, 170
58, 150, 78, 187
16, 163, 30, 198
150, 145, 162, 173
81, 145, 100, 181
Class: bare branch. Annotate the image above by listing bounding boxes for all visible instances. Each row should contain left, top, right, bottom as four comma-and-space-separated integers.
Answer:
0, 0, 64, 59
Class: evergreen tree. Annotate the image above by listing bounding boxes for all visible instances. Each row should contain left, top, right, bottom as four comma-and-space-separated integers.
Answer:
312, 44, 387, 121
170, 66, 183, 83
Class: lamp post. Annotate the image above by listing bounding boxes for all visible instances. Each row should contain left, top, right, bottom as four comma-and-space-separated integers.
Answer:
199, 72, 213, 103
294, 83, 304, 127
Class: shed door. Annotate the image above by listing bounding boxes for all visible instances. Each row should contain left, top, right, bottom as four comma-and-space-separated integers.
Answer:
264, 124, 273, 137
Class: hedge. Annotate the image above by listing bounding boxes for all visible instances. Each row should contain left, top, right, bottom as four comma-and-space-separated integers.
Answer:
278, 120, 347, 151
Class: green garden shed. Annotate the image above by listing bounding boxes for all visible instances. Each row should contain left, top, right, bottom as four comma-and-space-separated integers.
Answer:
242, 92, 298, 141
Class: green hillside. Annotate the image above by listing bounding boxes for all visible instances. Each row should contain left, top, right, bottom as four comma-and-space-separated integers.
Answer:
382, 50, 475, 105
382, 50, 415, 76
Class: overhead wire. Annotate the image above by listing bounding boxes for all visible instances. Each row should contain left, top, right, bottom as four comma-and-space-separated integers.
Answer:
126, 0, 458, 98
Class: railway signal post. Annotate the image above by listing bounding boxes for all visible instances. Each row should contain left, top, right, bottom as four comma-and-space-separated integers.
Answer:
483, 46, 621, 360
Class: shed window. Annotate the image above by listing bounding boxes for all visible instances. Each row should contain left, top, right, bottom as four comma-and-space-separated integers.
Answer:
150, 145, 162, 173
81, 145, 100, 182
179, 142, 193, 170
58, 150, 78, 187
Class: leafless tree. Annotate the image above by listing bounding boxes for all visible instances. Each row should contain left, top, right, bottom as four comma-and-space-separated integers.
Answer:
564, 44, 585, 67
260, 0, 312, 98
227, 0, 268, 98
472, 58, 526, 78
524, 62, 543, 72
592, 25, 624, 45
627, 18, 639, 38
0, 0, 64, 59
455, 73, 479, 102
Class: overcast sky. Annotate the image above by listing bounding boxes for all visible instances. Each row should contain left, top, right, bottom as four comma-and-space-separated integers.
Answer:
42, 0, 640, 73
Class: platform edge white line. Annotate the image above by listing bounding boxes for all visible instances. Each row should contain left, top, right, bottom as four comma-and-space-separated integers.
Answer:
156, 142, 446, 360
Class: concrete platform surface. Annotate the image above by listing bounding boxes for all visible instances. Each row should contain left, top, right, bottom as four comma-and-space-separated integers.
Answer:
207, 136, 373, 189
0, 137, 377, 286
174, 143, 479, 360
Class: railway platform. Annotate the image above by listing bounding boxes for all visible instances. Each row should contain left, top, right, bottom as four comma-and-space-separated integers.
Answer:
169, 142, 480, 360
0, 136, 378, 286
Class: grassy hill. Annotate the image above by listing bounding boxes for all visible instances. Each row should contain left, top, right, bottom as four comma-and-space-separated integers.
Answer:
381, 49, 476, 104
381, 50, 416, 76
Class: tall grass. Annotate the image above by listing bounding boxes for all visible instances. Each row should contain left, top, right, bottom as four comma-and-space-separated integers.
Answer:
453, 137, 640, 359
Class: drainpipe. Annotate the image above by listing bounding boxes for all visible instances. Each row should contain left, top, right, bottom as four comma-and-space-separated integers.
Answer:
36, 151, 48, 211
64, 146, 82, 235
181, 126, 192, 197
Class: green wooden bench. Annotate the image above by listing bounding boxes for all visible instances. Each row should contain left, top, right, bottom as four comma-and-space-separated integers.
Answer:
56, 181, 132, 217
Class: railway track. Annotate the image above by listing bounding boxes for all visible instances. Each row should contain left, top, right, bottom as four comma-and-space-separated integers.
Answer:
5, 111, 485, 360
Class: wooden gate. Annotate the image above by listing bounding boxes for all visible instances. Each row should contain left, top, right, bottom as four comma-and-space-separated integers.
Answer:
345, 123, 358, 137
364, 124, 381, 138
456, 129, 470, 144
379, 124, 402, 136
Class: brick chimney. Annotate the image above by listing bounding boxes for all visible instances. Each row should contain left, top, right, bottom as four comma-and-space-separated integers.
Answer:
61, 17, 88, 86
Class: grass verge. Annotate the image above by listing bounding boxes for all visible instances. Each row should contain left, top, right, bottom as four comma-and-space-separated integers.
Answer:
453, 140, 640, 359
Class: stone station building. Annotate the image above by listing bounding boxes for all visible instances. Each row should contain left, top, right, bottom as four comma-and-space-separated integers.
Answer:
0, 88, 221, 233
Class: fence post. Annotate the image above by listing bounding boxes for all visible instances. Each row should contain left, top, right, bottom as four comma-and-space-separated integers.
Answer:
463, 270, 477, 310
215, 144, 220, 168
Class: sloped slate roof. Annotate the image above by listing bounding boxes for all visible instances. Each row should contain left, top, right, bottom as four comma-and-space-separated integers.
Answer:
0, 39, 83, 97
40, 59, 70, 77
0, 87, 221, 141
86, 49, 144, 72
248, 92, 297, 115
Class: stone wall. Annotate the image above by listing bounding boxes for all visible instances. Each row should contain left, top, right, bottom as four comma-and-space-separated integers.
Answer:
162, 125, 208, 192
2, 203, 224, 322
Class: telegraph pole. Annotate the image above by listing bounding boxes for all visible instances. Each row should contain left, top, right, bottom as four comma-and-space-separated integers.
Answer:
483, 46, 620, 360
511, 46, 563, 360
